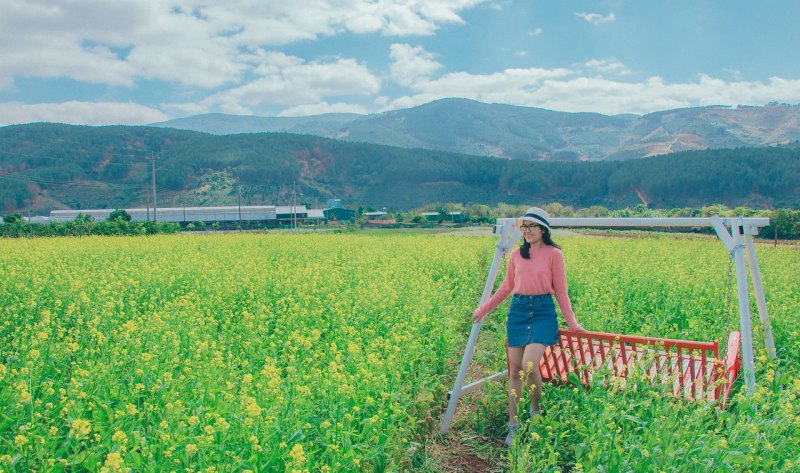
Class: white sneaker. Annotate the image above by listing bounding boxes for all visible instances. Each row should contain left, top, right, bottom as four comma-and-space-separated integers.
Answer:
504, 423, 518, 447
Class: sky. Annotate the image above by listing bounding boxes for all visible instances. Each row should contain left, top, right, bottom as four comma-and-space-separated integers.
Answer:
1, 0, 800, 126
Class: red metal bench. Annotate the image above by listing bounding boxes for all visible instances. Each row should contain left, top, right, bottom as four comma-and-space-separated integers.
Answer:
510, 329, 742, 408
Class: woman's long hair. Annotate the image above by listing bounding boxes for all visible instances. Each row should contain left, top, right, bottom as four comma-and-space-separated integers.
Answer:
520, 226, 561, 259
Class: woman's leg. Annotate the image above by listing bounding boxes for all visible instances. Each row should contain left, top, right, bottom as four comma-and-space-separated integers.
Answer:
521, 343, 547, 411
506, 345, 526, 423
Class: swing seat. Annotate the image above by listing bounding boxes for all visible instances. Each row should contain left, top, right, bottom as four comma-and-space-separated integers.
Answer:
534, 329, 742, 408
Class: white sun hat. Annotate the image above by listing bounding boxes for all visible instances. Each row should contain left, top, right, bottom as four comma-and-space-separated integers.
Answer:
517, 206, 551, 231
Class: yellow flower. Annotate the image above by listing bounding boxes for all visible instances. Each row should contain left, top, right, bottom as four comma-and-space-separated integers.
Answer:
14, 435, 29, 448
289, 444, 306, 464
214, 416, 230, 431
240, 395, 262, 418
121, 320, 137, 334
103, 452, 124, 472
112, 431, 128, 445
16, 382, 31, 404
70, 419, 92, 440
185, 444, 198, 455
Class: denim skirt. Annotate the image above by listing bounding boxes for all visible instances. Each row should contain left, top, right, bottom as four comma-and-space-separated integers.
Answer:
506, 294, 558, 347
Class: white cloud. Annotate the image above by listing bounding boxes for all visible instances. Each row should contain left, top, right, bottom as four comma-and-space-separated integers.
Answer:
0, 101, 169, 126
584, 59, 631, 76
3, 0, 798, 124
405, 67, 572, 95
389, 44, 443, 87
0, 0, 483, 90
379, 66, 800, 116
575, 12, 616, 25
723, 68, 743, 81
486, 0, 513, 11
182, 52, 381, 115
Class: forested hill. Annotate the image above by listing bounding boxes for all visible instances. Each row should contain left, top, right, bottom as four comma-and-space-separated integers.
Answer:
152, 98, 800, 161
1, 122, 798, 214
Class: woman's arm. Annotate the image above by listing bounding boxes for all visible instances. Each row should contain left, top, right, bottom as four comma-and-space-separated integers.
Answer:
472, 253, 516, 322
552, 250, 584, 331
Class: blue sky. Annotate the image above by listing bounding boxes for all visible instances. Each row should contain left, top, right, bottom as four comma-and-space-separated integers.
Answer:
1, 0, 799, 126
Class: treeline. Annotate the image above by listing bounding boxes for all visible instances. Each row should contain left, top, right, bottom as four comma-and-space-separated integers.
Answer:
1, 123, 799, 213
0, 212, 179, 237
5, 204, 799, 239
402, 202, 800, 239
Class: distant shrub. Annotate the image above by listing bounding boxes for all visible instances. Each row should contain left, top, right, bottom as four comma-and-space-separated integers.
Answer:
108, 209, 132, 222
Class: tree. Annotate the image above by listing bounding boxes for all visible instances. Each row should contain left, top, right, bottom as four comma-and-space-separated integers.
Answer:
2, 212, 23, 224
108, 209, 132, 222
74, 213, 95, 224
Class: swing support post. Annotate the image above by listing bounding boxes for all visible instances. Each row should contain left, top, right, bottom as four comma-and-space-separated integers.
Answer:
440, 215, 775, 435
439, 219, 518, 434
744, 233, 777, 360
730, 218, 757, 394
711, 216, 777, 394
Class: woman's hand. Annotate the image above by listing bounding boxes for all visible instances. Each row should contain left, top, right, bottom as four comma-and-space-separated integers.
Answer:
471, 309, 485, 324
572, 324, 587, 332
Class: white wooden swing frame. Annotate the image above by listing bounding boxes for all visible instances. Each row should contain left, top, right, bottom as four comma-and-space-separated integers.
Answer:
440, 216, 776, 434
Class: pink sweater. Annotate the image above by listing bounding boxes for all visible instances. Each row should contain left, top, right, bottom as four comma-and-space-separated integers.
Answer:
474, 246, 581, 330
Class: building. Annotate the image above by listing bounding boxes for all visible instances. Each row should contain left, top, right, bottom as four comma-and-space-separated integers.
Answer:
363, 211, 388, 221
46, 202, 361, 228
50, 206, 279, 225
275, 205, 308, 226
421, 211, 465, 222
323, 207, 356, 222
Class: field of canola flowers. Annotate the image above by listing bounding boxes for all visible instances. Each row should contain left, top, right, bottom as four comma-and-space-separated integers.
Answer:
0, 231, 798, 472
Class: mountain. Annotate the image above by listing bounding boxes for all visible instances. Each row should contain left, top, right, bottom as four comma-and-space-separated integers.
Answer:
151, 99, 800, 161
1, 123, 798, 214
151, 112, 361, 136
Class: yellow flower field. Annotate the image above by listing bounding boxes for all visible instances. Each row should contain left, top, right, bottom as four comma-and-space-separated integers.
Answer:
0, 232, 798, 472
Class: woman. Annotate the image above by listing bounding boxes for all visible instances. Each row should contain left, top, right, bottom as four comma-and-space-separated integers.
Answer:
471, 206, 585, 447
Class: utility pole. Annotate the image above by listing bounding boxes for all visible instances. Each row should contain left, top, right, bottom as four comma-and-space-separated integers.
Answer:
146, 184, 151, 221
238, 184, 242, 229
151, 153, 157, 222
292, 181, 296, 230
